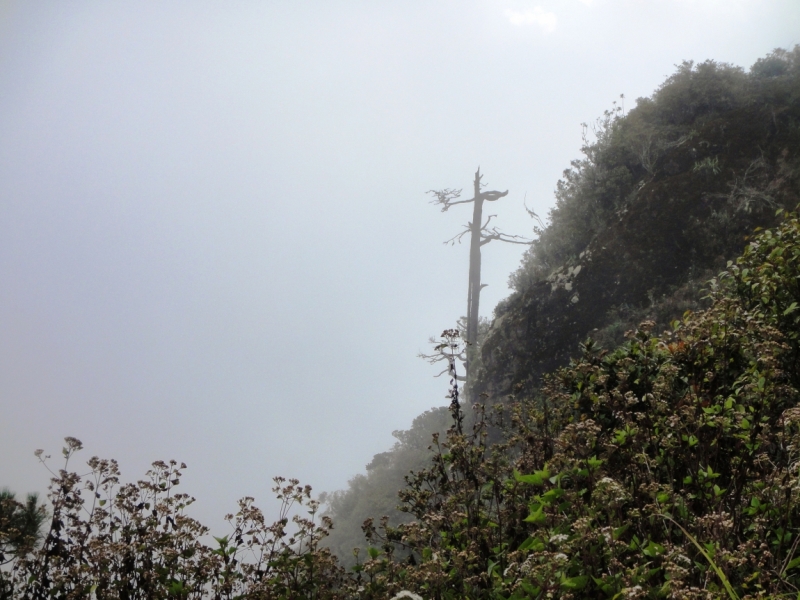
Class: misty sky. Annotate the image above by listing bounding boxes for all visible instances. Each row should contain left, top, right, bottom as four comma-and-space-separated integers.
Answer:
1, 0, 798, 531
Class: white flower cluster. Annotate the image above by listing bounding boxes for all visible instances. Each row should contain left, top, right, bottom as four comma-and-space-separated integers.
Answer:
592, 477, 630, 507
390, 592, 424, 600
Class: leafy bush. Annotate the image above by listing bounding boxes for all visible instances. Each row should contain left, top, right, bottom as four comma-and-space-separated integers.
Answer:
3, 439, 347, 599
351, 211, 800, 599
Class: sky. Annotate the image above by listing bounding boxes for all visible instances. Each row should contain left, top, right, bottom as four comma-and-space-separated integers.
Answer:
1, 0, 798, 533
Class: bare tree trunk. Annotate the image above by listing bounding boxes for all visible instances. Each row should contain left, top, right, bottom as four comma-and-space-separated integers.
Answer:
466, 169, 484, 376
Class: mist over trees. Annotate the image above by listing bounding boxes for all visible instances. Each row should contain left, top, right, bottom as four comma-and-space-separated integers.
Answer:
323, 44, 800, 581
4, 46, 800, 598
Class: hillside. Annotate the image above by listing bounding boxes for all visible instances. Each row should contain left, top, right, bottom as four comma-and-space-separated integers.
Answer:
323, 46, 800, 563
477, 48, 800, 400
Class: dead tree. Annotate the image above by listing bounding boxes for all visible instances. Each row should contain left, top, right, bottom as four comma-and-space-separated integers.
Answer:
427, 168, 531, 380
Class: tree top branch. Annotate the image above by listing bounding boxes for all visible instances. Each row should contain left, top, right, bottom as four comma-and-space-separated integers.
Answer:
428, 188, 477, 212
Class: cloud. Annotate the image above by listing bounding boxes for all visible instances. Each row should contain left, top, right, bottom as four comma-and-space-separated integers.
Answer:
504, 7, 557, 32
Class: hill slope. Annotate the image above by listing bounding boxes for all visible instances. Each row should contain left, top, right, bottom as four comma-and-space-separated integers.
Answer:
324, 46, 800, 563
476, 47, 800, 400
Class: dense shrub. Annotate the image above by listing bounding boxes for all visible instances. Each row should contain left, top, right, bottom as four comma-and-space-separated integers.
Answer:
351, 210, 800, 599
3, 443, 348, 599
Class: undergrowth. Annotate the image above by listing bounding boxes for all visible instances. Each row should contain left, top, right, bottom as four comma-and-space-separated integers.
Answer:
5, 209, 800, 598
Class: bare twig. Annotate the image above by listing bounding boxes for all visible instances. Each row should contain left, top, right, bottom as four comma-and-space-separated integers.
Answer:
480, 228, 531, 246
443, 226, 471, 246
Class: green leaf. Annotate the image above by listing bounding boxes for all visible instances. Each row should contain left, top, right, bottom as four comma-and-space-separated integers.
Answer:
783, 302, 798, 316
513, 469, 550, 486
560, 575, 588, 590
587, 455, 603, 470
520, 582, 541, 596
783, 556, 800, 573
642, 540, 665, 557
487, 558, 497, 577
542, 488, 565, 503
524, 503, 546, 524
518, 536, 535, 551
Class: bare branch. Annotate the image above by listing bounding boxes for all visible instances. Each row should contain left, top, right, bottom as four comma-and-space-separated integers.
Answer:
443, 198, 477, 209
429, 366, 467, 381
418, 339, 466, 364
714, 155, 776, 213
428, 188, 477, 212
417, 348, 467, 365
479, 214, 498, 232
443, 225, 471, 246
480, 227, 532, 246
523, 194, 545, 230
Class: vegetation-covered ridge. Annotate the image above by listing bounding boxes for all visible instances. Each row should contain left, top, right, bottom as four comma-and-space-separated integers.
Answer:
5, 209, 800, 598
478, 46, 800, 398
322, 46, 800, 562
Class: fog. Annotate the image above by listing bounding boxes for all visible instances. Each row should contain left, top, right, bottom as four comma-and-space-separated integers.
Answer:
1, 0, 797, 532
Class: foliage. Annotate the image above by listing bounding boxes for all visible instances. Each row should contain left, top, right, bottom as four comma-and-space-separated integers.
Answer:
335, 46, 800, 573
321, 406, 452, 566
354, 210, 800, 598
480, 46, 800, 403
0, 489, 47, 567
3, 438, 348, 599
509, 46, 800, 294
